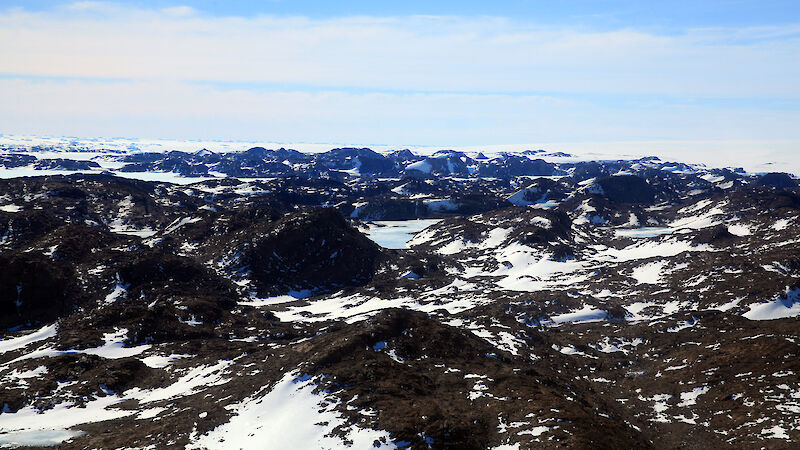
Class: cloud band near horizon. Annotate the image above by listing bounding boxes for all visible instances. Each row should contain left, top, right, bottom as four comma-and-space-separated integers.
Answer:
1, 2, 798, 145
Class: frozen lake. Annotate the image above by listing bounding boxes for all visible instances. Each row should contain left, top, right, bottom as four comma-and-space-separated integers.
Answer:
363, 219, 441, 249
614, 227, 674, 238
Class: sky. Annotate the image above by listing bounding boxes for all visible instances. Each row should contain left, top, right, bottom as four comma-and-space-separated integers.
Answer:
1, 1, 799, 151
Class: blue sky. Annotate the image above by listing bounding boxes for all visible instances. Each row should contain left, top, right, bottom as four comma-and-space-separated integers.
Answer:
13, 1, 800, 27
1, 1, 798, 147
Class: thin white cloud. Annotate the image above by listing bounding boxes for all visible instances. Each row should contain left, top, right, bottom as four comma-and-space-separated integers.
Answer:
0, 6, 798, 97
64, 1, 108, 11
160, 6, 196, 17
2, 78, 798, 145
0, 4, 798, 147
62, 1, 121, 13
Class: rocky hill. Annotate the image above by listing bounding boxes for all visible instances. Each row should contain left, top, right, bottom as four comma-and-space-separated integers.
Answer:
0, 148, 798, 449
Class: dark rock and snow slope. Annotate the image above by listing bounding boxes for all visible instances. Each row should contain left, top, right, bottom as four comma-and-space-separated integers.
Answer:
0, 147, 799, 449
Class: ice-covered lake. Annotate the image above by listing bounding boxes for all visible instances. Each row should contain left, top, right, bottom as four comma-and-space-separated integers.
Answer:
614, 227, 674, 238
363, 219, 441, 249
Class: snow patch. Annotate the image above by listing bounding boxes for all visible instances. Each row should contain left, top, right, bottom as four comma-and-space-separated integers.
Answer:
631, 261, 667, 284
187, 372, 396, 449
743, 287, 800, 320
363, 219, 441, 249
0, 324, 57, 355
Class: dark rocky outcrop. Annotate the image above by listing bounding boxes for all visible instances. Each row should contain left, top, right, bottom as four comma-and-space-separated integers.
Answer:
597, 175, 656, 203
216, 208, 385, 296
758, 172, 798, 188
0, 252, 76, 329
